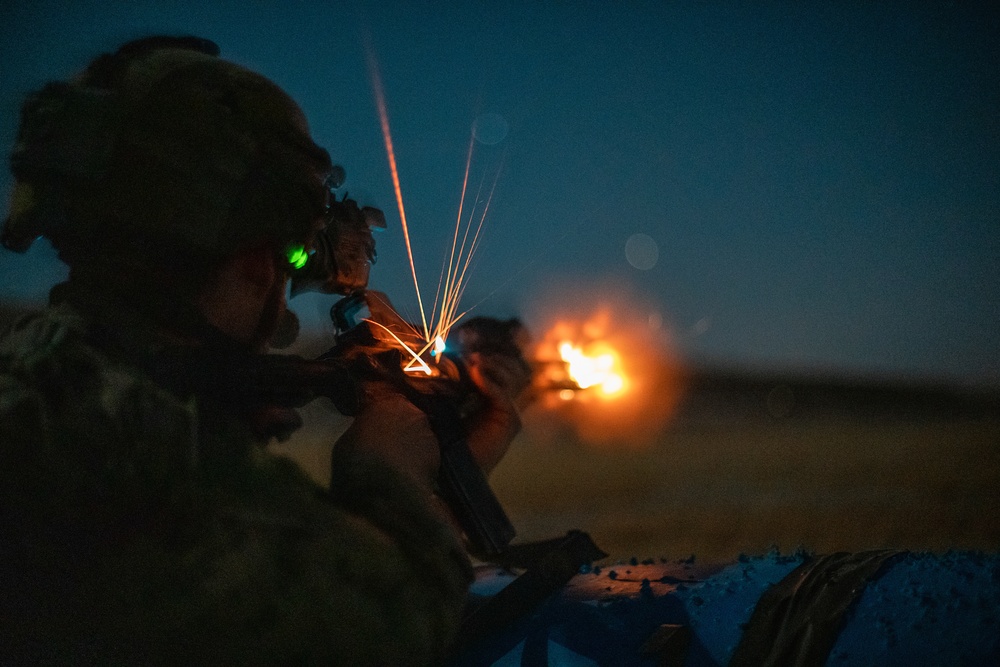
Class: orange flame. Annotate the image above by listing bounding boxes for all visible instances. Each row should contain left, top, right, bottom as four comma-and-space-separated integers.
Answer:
558, 341, 626, 398
524, 280, 687, 449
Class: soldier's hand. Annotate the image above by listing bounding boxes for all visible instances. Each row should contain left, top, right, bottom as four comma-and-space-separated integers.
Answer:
332, 381, 440, 491
464, 351, 531, 475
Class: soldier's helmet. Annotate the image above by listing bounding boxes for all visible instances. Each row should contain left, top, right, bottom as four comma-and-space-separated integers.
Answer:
2, 35, 333, 274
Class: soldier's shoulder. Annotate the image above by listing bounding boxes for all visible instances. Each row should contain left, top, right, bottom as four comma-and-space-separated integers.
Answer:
0, 302, 89, 369
0, 302, 199, 512
0, 301, 180, 425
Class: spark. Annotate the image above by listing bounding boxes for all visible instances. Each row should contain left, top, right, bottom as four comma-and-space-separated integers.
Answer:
362, 318, 433, 375
432, 133, 476, 340
364, 43, 504, 367
433, 335, 447, 357
437, 161, 502, 341
365, 42, 429, 341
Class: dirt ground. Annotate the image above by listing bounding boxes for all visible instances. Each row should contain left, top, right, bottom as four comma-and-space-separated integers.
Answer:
272, 382, 1000, 563
495, 411, 1000, 562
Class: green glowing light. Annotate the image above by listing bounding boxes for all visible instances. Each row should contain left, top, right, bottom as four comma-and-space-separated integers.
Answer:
287, 244, 308, 270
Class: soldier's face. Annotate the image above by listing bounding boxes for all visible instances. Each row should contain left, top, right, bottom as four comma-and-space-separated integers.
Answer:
248, 269, 289, 352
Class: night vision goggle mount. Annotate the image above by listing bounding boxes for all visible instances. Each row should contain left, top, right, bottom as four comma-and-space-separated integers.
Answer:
286, 165, 386, 297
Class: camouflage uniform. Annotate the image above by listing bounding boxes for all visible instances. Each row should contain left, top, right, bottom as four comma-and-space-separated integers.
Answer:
1, 35, 475, 664
0, 287, 473, 664
0, 37, 471, 665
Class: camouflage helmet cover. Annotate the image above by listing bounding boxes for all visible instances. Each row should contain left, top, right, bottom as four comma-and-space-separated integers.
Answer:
3, 36, 333, 263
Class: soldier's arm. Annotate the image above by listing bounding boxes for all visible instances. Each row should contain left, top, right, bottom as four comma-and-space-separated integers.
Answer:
181, 447, 473, 666
146, 386, 474, 664
0, 328, 473, 665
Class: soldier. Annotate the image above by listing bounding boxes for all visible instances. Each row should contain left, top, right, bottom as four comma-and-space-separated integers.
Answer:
0, 36, 525, 664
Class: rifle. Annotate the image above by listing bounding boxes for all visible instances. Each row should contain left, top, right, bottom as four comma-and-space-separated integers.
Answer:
283, 168, 520, 558
281, 169, 611, 651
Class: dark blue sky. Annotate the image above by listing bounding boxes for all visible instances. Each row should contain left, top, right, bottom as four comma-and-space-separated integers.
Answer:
1, 1, 997, 387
